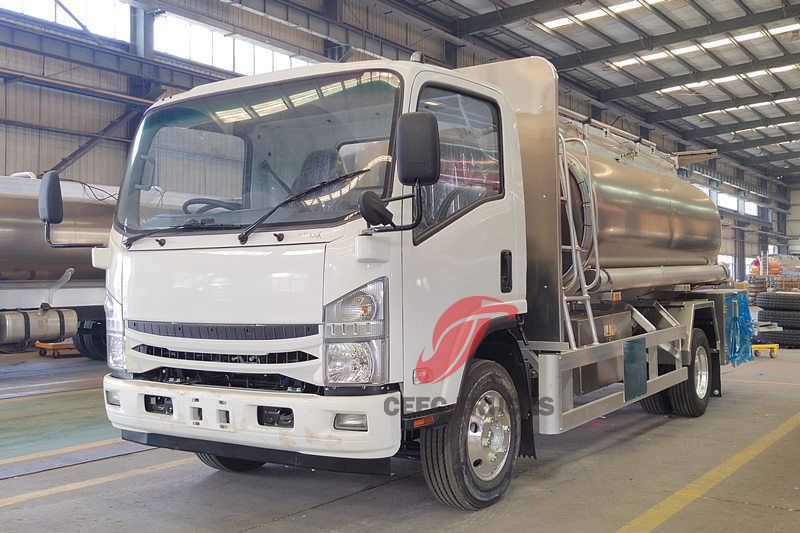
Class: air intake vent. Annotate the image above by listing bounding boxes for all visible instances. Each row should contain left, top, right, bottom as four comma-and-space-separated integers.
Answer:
133, 344, 317, 364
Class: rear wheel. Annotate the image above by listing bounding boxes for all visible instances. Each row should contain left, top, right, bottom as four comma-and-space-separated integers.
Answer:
668, 329, 711, 417
639, 389, 671, 414
195, 453, 265, 472
420, 359, 521, 510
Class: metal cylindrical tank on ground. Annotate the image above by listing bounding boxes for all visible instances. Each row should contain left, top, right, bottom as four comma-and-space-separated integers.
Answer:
0, 176, 116, 281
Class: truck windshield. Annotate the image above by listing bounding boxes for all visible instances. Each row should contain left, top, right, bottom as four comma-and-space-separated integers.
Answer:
115, 70, 401, 234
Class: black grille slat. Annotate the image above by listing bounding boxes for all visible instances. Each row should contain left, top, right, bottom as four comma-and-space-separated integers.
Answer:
133, 344, 316, 365
127, 320, 319, 340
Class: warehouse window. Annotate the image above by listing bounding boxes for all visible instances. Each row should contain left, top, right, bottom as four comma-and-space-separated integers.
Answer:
744, 201, 759, 216
153, 12, 313, 76
0, 0, 130, 42
716, 192, 738, 210
717, 254, 735, 279
413, 86, 503, 241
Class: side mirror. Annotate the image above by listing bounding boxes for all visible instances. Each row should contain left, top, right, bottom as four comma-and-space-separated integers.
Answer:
396, 112, 440, 186
38, 171, 102, 249
39, 171, 64, 224
358, 191, 395, 227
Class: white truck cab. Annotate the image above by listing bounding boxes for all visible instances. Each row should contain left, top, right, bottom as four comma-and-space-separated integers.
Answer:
40, 57, 735, 509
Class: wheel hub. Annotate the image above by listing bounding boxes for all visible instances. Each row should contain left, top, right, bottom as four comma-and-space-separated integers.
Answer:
694, 344, 710, 398
467, 390, 511, 481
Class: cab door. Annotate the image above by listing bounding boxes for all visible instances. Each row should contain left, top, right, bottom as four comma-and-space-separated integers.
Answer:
401, 73, 525, 411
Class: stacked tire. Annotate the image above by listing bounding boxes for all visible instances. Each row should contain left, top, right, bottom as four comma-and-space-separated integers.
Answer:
756, 292, 800, 347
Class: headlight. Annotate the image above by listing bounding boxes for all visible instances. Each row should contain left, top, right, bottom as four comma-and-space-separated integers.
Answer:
104, 293, 125, 371
323, 278, 387, 385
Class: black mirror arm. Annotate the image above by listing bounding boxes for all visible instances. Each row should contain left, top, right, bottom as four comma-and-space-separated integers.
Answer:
362, 182, 423, 235
43, 221, 103, 248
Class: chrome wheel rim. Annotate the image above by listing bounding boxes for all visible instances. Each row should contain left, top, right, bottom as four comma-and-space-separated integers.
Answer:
694, 344, 710, 399
466, 390, 511, 482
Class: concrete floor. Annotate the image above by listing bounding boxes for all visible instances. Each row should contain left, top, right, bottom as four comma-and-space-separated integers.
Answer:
1, 348, 798, 532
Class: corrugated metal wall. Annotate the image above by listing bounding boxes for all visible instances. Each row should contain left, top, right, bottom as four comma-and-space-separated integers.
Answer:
0, 46, 130, 186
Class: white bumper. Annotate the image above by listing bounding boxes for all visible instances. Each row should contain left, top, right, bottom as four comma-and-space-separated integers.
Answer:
104, 375, 401, 459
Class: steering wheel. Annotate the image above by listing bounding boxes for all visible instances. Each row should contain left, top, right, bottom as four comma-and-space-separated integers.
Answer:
182, 198, 242, 214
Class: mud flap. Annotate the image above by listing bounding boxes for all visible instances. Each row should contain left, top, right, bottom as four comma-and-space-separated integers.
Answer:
623, 337, 647, 402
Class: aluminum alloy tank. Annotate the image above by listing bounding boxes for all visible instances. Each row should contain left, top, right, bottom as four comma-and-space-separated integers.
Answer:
0, 176, 115, 281
564, 151, 721, 273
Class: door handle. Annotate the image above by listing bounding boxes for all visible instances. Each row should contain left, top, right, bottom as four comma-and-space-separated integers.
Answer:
500, 250, 512, 293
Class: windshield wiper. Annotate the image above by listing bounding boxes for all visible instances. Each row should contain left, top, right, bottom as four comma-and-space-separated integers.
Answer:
237, 168, 370, 244
122, 219, 240, 248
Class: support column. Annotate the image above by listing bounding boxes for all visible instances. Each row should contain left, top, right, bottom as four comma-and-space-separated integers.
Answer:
129, 6, 162, 137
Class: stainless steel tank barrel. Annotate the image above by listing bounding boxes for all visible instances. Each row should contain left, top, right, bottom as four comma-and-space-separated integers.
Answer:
562, 142, 723, 292
0, 176, 115, 281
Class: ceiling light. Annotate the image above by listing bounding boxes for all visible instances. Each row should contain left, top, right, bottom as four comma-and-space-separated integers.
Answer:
612, 58, 640, 67
750, 101, 771, 107
703, 38, 732, 49
576, 9, 605, 21
770, 65, 795, 73
734, 31, 764, 42
746, 70, 768, 78
661, 86, 682, 93
770, 23, 800, 35
774, 97, 798, 104
671, 45, 700, 55
544, 17, 572, 29
611, 1, 640, 13
641, 51, 669, 61
712, 75, 739, 84
686, 81, 709, 88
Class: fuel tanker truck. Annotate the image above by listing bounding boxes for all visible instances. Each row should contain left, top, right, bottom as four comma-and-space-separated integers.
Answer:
1, 175, 114, 358
38, 56, 738, 509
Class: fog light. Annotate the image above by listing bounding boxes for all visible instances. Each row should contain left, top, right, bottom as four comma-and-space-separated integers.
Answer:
334, 413, 368, 431
105, 390, 120, 406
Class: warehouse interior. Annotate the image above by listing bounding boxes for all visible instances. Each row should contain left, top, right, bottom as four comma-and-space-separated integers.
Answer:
1, 0, 799, 531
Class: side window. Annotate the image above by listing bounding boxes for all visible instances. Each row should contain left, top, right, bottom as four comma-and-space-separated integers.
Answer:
414, 86, 502, 239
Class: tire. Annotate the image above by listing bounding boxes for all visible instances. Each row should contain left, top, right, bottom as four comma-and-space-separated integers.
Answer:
420, 359, 521, 510
756, 292, 800, 311
195, 453, 265, 472
668, 329, 711, 417
639, 390, 671, 414
755, 329, 800, 348
72, 333, 88, 355
78, 321, 106, 361
757, 309, 800, 329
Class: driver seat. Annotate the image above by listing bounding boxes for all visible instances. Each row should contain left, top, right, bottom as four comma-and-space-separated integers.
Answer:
295, 149, 346, 191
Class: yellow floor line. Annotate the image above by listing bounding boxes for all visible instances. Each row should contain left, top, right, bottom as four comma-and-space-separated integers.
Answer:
0, 387, 102, 403
725, 378, 800, 387
617, 410, 800, 533
0, 438, 123, 467
0, 457, 195, 508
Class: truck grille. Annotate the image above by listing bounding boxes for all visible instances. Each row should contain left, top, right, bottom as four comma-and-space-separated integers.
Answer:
134, 367, 321, 394
132, 344, 317, 365
127, 320, 319, 340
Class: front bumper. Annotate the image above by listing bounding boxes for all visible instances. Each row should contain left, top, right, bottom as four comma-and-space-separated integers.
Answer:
104, 375, 401, 459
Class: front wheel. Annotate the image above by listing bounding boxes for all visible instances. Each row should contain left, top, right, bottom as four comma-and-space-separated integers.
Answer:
668, 328, 711, 417
420, 359, 521, 510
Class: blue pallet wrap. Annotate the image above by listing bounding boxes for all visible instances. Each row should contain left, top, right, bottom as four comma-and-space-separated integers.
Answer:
726, 293, 755, 367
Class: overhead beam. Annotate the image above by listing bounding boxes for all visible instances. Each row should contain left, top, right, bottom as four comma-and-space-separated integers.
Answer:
686, 113, 800, 140
0, 67, 153, 106
718, 132, 800, 153
0, 17, 225, 90
601, 52, 800, 101
648, 87, 800, 123
455, 0, 582, 37
552, 3, 800, 71
0, 117, 132, 143
49, 108, 140, 173
744, 150, 800, 166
